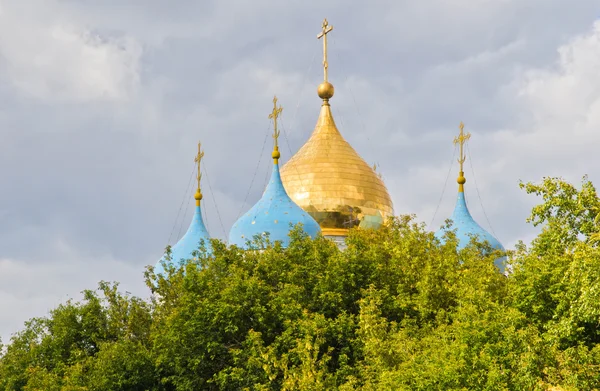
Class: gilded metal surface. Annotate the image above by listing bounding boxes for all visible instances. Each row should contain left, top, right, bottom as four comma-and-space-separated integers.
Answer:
279, 18, 393, 233
317, 18, 333, 82
194, 142, 204, 205
321, 228, 350, 237
268, 96, 283, 163
453, 122, 470, 193
280, 101, 394, 231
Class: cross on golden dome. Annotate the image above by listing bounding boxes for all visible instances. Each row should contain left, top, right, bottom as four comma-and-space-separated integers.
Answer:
316, 19, 335, 101
317, 18, 334, 83
279, 19, 394, 237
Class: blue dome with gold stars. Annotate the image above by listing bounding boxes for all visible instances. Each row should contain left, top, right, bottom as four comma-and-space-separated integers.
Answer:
435, 123, 505, 271
156, 143, 211, 276
229, 97, 321, 248
435, 192, 505, 263
156, 204, 211, 275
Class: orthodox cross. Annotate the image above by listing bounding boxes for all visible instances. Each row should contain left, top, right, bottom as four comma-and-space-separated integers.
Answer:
317, 18, 334, 82
453, 122, 471, 174
194, 141, 204, 191
268, 95, 283, 148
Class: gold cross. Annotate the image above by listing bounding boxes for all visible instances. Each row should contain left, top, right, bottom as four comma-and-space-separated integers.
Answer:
453, 122, 471, 174
317, 18, 334, 82
268, 95, 283, 148
194, 141, 204, 191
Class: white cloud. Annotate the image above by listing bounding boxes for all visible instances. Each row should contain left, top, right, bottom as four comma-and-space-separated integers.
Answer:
518, 21, 600, 140
0, 1, 142, 102
487, 20, 600, 179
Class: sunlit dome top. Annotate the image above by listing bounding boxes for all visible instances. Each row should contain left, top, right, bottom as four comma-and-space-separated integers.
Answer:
280, 19, 394, 237
229, 97, 321, 248
435, 123, 505, 270
156, 144, 211, 276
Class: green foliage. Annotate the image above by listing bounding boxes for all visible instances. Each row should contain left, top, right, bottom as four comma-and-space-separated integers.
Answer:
2, 177, 600, 390
0, 283, 154, 391
520, 176, 600, 252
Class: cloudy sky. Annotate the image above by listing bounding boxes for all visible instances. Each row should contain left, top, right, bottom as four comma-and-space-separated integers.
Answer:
1, 0, 599, 341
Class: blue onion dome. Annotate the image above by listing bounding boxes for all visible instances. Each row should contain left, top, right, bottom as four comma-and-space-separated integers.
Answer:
435, 192, 505, 257
435, 123, 505, 271
229, 97, 321, 249
156, 143, 211, 276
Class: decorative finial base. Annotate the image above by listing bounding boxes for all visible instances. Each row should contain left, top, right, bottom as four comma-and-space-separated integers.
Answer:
194, 189, 203, 206
317, 81, 334, 100
457, 171, 466, 192
272, 146, 281, 163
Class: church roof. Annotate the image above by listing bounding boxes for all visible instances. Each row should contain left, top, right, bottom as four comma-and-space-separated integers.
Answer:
435, 123, 505, 271
229, 97, 321, 248
435, 192, 505, 252
229, 162, 321, 248
156, 204, 211, 276
156, 143, 211, 276
280, 19, 393, 237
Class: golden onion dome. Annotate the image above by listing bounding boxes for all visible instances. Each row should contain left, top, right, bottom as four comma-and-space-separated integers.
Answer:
280, 88, 394, 236
280, 18, 394, 237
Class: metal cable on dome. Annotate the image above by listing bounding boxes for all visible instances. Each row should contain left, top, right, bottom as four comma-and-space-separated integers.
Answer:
331, 37, 400, 192
262, 154, 271, 189
330, 36, 390, 186
278, 46, 318, 199
202, 191, 210, 235
202, 163, 227, 238
429, 144, 457, 228
331, 36, 367, 138
466, 143, 499, 238
334, 106, 345, 129
235, 126, 271, 221
167, 161, 196, 245
279, 45, 318, 157
331, 105, 346, 161
177, 181, 193, 242
329, 37, 354, 160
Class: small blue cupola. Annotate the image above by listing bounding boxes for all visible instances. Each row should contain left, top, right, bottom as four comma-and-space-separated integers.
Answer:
229, 96, 321, 248
435, 123, 505, 270
156, 143, 211, 275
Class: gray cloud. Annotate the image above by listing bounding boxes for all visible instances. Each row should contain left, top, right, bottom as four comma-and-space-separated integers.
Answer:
1, 0, 599, 341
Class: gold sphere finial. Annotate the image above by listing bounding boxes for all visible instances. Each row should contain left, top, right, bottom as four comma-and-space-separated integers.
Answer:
317, 81, 334, 100
316, 18, 334, 101
272, 146, 281, 160
457, 171, 466, 192
194, 189, 202, 206
454, 122, 471, 193
269, 96, 283, 163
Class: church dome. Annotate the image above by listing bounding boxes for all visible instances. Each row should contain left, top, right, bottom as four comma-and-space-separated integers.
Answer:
435, 123, 505, 271
156, 144, 211, 276
435, 192, 505, 253
229, 97, 321, 248
280, 19, 393, 237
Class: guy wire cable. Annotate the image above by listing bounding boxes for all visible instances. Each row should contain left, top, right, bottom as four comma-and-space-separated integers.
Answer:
466, 143, 499, 238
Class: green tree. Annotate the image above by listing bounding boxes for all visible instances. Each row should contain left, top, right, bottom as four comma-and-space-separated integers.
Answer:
519, 176, 600, 252
0, 283, 155, 391
3, 177, 600, 390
